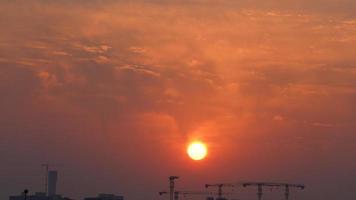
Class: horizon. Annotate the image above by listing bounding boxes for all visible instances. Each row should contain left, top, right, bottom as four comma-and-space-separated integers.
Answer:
0, 0, 356, 200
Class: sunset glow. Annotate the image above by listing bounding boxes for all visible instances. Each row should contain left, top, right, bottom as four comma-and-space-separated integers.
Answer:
1, 0, 356, 200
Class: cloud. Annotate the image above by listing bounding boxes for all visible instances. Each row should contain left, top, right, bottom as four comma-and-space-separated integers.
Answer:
117, 65, 161, 78
311, 122, 336, 128
0, 1, 356, 200
273, 115, 284, 121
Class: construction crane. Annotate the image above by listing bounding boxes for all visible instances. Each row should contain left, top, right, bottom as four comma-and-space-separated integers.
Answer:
159, 191, 217, 200
41, 163, 50, 195
169, 176, 180, 200
205, 183, 235, 200
242, 182, 305, 200
281, 183, 305, 200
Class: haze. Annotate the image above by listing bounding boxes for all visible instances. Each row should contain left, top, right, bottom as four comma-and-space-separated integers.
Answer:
0, 0, 355, 200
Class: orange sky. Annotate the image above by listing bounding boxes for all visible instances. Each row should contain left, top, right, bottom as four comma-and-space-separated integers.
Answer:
0, 1, 355, 200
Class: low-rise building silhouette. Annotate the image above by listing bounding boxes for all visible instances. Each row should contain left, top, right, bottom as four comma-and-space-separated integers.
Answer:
9, 170, 73, 200
84, 194, 124, 200
9, 192, 71, 200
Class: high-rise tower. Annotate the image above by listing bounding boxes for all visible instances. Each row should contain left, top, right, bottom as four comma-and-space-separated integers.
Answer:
47, 171, 58, 196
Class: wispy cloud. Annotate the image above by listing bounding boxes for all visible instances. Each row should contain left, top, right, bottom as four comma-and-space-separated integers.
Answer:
0, 1, 356, 200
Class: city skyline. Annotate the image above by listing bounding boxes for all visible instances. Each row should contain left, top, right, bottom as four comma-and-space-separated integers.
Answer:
1, 0, 356, 200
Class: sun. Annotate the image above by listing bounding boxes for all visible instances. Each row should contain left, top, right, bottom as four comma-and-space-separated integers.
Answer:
187, 141, 208, 161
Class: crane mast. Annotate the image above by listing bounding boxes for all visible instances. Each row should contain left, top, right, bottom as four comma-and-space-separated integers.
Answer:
283, 184, 304, 200
242, 182, 305, 200
205, 183, 234, 199
169, 176, 179, 200
41, 163, 50, 195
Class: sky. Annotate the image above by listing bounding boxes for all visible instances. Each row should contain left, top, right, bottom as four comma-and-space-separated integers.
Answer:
0, 0, 356, 200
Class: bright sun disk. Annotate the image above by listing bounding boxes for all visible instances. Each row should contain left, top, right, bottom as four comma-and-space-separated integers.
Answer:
187, 141, 207, 161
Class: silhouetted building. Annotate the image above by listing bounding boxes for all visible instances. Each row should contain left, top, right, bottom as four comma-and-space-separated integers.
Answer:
216, 198, 227, 200
48, 171, 58, 197
9, 192, 68, 200
84, 194, 124, 200
9, 170, 67, 200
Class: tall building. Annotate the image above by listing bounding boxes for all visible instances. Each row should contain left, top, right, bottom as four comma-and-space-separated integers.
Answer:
9, 170, 67, 200
48, 171, 58, 197
84, 194, 124, 200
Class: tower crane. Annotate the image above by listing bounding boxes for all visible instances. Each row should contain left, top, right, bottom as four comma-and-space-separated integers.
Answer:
242, 182, 305, 200
41, 163, 50, 195
169, 176, 179, 200
205, 183, 235, 200
281, 183, 305, 200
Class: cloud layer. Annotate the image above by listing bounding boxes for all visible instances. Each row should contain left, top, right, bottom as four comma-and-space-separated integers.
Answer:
0, 1, 356, 200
